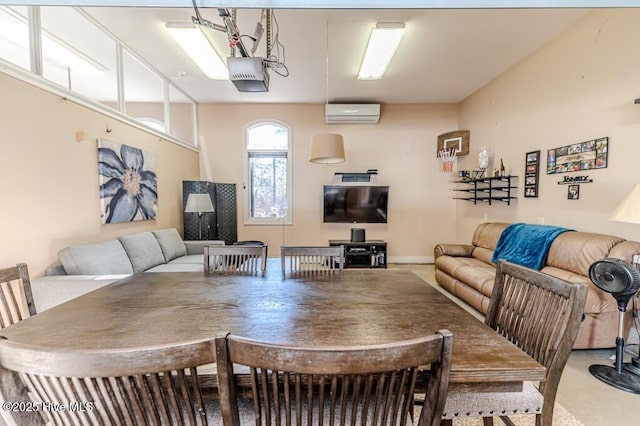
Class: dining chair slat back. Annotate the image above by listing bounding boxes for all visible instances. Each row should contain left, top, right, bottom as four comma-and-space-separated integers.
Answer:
280, 245, 345, 274
0, 338, 217, 426
0, 263, 36, 329
442, 260, 587, 426
215, 329, 453, 426
205, 245, 268, 273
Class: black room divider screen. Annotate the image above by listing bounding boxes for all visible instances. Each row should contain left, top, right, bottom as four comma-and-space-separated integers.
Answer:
182, 180, 237, 244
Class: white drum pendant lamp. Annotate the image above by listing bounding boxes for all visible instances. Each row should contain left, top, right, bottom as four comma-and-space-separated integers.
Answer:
310, 133, 345, 164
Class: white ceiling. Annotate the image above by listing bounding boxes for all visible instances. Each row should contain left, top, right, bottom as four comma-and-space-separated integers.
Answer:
78, 6, 589, 104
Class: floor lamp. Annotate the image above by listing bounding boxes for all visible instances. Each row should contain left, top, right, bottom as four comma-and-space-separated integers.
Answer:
184, 193, 215, 240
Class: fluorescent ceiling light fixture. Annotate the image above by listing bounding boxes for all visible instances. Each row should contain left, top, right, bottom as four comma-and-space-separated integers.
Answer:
0, 6, 107, 76
165, 22, 228, 80
358, 22, 405, 80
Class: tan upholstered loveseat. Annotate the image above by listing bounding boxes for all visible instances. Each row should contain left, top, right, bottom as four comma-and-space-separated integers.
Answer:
434, 222, 640, 349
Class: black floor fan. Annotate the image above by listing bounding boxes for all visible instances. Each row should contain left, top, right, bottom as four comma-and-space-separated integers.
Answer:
589, 258, 640, 393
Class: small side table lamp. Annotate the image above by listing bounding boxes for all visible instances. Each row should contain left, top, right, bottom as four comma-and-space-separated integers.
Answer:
184, 193, 215, 240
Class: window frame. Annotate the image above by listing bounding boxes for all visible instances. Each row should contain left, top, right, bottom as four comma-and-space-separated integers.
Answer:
243, 119, 293, 226
0, 5, 198, 149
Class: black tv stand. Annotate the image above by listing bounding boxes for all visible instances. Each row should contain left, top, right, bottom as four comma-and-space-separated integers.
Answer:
329, 240, 387, 269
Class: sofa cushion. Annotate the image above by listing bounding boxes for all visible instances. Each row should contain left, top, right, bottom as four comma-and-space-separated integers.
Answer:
184, 240, 225, 255
540, 266, 618, 313
608, 240, 640, 263
145, 263, 204, 272
546, 232, 624, 276
152, 228, 187, 262
118, 232, 166, 273
472, 247, 495, 265
58, 240, 134, 275
435, 256, 496, 298
167, 254, 205, 265
472, 222, 510, 250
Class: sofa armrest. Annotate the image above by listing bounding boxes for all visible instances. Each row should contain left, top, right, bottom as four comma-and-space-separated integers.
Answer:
184, 240, 225, 255
46, 265, 67, 276
434, 243, 475, 260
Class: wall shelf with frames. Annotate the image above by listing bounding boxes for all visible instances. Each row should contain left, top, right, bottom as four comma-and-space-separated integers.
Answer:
453, 175, 518, 205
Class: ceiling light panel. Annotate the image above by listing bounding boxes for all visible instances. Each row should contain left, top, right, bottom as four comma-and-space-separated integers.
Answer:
358, 22, 405, 80
165, 22, 228, 80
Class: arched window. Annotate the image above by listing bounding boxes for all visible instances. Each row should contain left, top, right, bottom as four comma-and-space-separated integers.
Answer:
243, 120, 292, 225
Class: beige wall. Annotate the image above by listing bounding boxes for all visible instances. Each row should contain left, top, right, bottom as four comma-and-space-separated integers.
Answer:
198, 103, 459, 261
6, 8, 640, 277
457, 8, 640, 242
0, 72, 200, 277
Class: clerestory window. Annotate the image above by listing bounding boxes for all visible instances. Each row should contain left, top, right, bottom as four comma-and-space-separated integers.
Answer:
0, 5, 197, 147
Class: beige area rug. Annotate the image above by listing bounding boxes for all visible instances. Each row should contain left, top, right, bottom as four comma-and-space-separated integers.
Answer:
414, 403, 584, 425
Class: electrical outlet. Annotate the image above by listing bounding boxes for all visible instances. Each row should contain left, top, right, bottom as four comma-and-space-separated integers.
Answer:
538, 217, 545, 225
482, 213, 488, 222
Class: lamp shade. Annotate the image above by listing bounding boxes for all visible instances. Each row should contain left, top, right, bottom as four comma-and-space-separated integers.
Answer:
184, 193, 215, 213
609, 183, 640, 224
309, 133, 345, 164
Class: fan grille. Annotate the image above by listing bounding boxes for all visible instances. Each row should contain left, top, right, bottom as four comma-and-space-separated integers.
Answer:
589, 258, 640, 297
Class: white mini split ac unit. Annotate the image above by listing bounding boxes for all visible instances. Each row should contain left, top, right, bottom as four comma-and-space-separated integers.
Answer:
325, 104, 380, 124
227, 57, 269, 92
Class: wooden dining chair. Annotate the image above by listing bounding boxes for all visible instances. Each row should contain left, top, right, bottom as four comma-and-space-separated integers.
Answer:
280, 245, 345, 273
215, 330, 453, 426
0, 337, 217, 426
441, 260, 587, 426
0, 263, 36, 329
205, 244, 268, 273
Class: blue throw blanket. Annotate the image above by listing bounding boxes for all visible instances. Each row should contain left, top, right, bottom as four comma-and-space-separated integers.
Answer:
491, 223, 574, 270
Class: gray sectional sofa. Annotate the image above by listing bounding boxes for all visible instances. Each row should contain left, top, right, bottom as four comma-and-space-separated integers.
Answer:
31, 228, 224, 312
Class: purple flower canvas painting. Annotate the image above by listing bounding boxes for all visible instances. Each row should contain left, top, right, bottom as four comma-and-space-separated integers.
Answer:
98, 139, 158, 224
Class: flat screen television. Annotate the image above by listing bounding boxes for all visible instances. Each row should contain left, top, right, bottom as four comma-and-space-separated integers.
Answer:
323, 185, 389, 223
